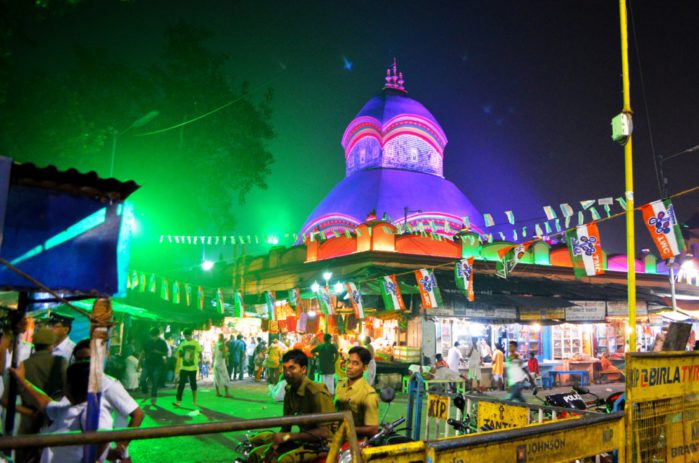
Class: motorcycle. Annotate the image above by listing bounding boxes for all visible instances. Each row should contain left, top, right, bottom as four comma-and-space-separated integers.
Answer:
533, 385, 625, 417
446, 393, 494, 435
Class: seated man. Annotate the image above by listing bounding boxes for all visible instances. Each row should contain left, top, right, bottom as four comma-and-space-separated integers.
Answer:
249, 349, 334, 463
334, 346, 379, 438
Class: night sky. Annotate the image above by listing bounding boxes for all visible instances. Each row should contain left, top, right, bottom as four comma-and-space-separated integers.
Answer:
9, 0, 699, 262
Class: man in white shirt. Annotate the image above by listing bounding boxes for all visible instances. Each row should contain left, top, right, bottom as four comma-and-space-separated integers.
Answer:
49, 314, 76, 361
447, 342, 462, 373
11, 361, 112, 463
73, 338, 145, 460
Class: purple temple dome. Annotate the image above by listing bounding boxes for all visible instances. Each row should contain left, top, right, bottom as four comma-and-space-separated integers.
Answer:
299, 60, 483, 239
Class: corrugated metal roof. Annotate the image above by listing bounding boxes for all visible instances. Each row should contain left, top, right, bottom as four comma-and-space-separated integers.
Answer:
10, 161, 139, 201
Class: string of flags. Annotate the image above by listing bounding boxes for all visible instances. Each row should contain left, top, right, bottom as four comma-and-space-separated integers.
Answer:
158, 195, 632, 247
133, 192, 694, 324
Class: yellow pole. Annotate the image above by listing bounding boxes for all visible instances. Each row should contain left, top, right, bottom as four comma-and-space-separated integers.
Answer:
619, 0, 636, 352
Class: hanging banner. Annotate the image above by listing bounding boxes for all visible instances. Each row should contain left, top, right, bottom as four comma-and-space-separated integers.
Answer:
234, 289, 245, 318
184, 283, 192, 307
197, 285, 205, 311
640, 199, 686, 259
160, 278, 170, 301
289, 288, 301, 309
317, 286, 334, 315
216, 288, 225, 314
495, 242, 531, 279
455, 258, 475, 302
380, 275, 405, 311
172, 281, 181, 304
414, 268, 443, 309
265, 290, 277, 320
345, 282, 365, 319
566, 223, 604, 278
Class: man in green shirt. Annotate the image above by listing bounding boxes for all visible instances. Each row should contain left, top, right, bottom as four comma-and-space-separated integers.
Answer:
174, 329, 202, 408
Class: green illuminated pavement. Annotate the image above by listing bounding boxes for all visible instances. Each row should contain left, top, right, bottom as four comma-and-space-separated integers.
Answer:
127, 378, 625, 462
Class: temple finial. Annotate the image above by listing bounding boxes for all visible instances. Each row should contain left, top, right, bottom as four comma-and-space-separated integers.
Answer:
383, 58, 407, 94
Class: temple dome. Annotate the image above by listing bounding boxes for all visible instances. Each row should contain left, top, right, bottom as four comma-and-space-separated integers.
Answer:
299, 61, 482, 240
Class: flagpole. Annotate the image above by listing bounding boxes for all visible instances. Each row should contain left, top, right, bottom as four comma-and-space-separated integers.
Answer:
619, 0, 637, 352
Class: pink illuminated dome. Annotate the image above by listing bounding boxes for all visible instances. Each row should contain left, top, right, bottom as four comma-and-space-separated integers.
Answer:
299, 60, 483, 240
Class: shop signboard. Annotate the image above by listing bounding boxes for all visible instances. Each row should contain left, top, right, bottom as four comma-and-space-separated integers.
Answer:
607, 300, 648, 317
627, 352, 699, 402
476, 400, 529, 431
464, 307, 517, 320
519, 308, 565, 321
567, 301, 606, 322
427, 394, 450, 420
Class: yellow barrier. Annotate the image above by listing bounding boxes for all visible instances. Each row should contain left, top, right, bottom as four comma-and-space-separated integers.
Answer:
626, 352, 699, 462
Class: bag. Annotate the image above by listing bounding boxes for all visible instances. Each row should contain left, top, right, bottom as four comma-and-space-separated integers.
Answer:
269, 379, 287, 402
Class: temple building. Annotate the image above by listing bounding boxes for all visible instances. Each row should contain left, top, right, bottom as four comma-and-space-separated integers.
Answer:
299, 60, 483, 240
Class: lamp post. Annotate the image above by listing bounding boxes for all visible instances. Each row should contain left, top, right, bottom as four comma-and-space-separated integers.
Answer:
110, 110, 159, 178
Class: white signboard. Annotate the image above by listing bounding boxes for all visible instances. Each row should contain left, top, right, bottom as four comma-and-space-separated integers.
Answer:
606, 300, 648, 317
464, 307, 517, 320
567, 301, 606, 321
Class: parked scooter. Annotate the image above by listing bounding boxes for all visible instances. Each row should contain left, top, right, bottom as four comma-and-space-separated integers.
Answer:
533, 385, 624, 416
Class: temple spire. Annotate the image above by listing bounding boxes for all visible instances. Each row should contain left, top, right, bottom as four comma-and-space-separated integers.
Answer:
384, 58, 407, 94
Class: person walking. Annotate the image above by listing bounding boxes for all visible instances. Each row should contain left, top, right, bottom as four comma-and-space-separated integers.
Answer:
174, 328, 203, 408
247, 337, 258, 376
254, 340, 267, 382
139, 327, 168, 406
491, 344, 505, 391
231, 334, 247, 381
226, 335, 236, 380
505, 340, 534, 403
311, 333, 338, 394
264, 339, 283, 386
213, 334, 232, 397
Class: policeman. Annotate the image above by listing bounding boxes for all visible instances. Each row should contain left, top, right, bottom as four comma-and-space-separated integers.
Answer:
249, 349, 334, 463
334, 346, 379, 438
49, 314, 76, 361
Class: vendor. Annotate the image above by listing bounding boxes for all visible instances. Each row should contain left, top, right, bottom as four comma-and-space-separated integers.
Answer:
600, 352, 625, 380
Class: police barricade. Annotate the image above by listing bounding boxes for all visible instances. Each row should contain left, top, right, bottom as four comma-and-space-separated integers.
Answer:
363, 412, 625, 463
626, 352, 699, 462
0, 411, 361, 462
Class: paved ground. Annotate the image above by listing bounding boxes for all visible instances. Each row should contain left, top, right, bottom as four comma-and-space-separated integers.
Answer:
126, 378, 626, 462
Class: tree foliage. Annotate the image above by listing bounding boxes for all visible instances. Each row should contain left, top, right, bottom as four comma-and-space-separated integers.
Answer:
0, 21, 275, 234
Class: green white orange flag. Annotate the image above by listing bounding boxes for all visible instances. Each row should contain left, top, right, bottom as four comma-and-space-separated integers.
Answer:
288, 288, 301, 309
139, 273, 146, 293
172, 281, 181, 304
455, 258, 475, 302
265, 290, 277, 320
380, 275, 405, 310
641, 199, 686, 259
496, 242, 531, 279
216, 288, 225, 314
566, 223, 604, 279
345, 282, 365, 319
414, 269, 443, 309
184, 283, 192, 306
198, 286, 204, 310
234, 289, 245, 317
148, 274, 157, 293
160, 278, 170, 301
317, 286, 334, 315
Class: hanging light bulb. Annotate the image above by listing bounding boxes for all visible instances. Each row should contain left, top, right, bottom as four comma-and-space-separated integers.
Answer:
311, 281, 320, 293
333, 282, 344, 294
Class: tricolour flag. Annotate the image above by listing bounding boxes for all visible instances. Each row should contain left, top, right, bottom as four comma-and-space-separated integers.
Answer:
139, 273, 146, 293
455, 258, 475, 302
505, 210, 515, 225
641, 199, 686, 259
265, 290, 277, 320
560, 203, 574, 218
496, 242, 531, 279
566, 223, 604, 278
317, 286, 334, 315
380, 275, 405, 310
160, 278, 170, 301
184, 283, 192, 306
414, 269, 443, 309
216, 288, 225, 314
172, 281, 181, 304
483, 213, 495, 227
148, 274, 157, 293
288, 288, 301, 309
198, 286, 204, 311
543, 206, 557, 221
234, 289, 245, 317
345, 282, 365, 319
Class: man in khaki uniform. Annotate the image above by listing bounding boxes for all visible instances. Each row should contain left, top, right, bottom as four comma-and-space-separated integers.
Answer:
334, 346, 379, 438
249, 349, 334, 463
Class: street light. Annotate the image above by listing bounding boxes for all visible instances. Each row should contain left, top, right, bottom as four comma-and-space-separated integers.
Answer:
333, 282, 344, 294
110, 110, 159, 177
201, 260, 214, 271
311, 281, 320, 293
322, 272, 332, 284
